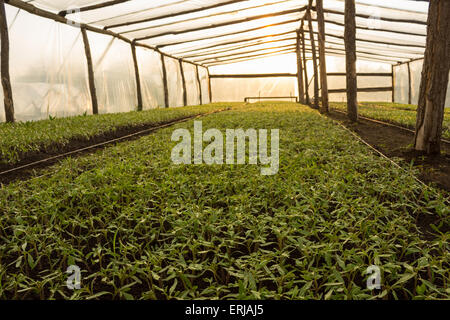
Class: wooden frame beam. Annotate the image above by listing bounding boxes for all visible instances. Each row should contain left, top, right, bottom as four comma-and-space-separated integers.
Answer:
207, 67, 213, 103
105, 0, 252, 30
0, 0, 14, 122
179, 60, 187, 107
81, 27, 99, 115
160, 54, 169, 108
307, 7, 319, 108
59, 0, 131, 17
136, 7, 307, 41
316, 0, 329, 113
296, 30, 305, 104
131, 42, 143, 111
196, 65, 203, 105
345, 0, 358, 122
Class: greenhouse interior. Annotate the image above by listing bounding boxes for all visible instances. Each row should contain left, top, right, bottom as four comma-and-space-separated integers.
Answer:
0, 0, 448, 302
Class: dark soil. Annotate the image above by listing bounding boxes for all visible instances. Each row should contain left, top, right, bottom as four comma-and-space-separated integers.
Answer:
327, 110, 450, 193
0, 110, 227, 185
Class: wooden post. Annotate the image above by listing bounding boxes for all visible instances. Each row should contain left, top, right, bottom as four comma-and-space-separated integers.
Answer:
81, 27, 99, 115
179, 59, 187, 106
160, 53, 169, 108
344, 0, 358, 122
407, 61, 412, 105
307, 9, 319, 109
296, 30, 305, 104
0, 0, 14, 123
316, 0, 329, 113
301, 28, 310, 105
391, 65, 395, 103
414, 0, 450, 155
207, 67, 213, 103
195, 65, 203, 105
131, 42, 143, 111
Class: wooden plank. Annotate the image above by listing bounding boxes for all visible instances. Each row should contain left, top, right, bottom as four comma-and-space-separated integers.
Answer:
329, 87, 393, 93
196, 65, 203, 105
210, 73, 298, 78
345, 0, 358, 122
0, 0, 14, 123
131, 43, 143, 111
160, 54, 169, 108
316, 0, 329, 113
81, 27, 99, 115
179, 60, 187, 107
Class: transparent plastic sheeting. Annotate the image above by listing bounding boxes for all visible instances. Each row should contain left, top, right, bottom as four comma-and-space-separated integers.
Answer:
0, 4, 211, 122
393, 60, 450, 107
183, 62, 201, 106
0, 7, 91, 122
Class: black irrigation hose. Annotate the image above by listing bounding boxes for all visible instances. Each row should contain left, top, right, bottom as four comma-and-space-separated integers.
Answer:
0, 108, 230, 180
331, 108, 450, 146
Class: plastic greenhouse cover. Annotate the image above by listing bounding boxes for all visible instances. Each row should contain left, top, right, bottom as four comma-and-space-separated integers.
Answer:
2, 0, 447, 122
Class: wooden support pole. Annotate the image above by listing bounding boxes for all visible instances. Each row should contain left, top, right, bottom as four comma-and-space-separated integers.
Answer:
301, 28, 310, 105
131, 42, 143, 111
414, 0, 450, 154
345, 0, 358, 122
160, 53, 169, 108
196, 65, 203, 105
316, 0, 329, 113
391, 65, 395, 103
296, 31, 305, 104
407, 61, 412, 105
179, 60, 187, 107
81, 27, 99, 115
0, 0, 14, 123
307, 9, 319, 109
207, 67, 213, 103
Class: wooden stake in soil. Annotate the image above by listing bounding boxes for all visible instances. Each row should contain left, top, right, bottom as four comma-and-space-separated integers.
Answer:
131, 42, 143, 111
316, 0, 329, 113
0, 0, 14, 123
414, 0, 450, 155
407, 61, 412, 105
207, 67, 213, 103
301, 28, 310, 105
196, 65, 203, 105
296, 30, 305, 104
344, 0, 358, 122
179, 60, 187, 106
160, 53, 169, 108
81, 27, 99, 115
391, 65, 395, 103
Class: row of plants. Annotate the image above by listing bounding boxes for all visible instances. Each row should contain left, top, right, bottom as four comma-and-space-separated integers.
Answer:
0, 102, 448, 299
330, 102, 450, 140
0, 103, 238, 166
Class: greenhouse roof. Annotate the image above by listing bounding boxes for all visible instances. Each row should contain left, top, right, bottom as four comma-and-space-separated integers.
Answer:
9, 0, 430, 65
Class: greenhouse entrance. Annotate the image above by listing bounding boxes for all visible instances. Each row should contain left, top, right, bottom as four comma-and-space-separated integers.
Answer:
0, 0, 449, 301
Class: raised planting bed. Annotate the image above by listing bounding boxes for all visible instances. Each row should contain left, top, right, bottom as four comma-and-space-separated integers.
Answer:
0, 102, 448, 300
330, 102, 450, 140
0, 103, 240, 167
